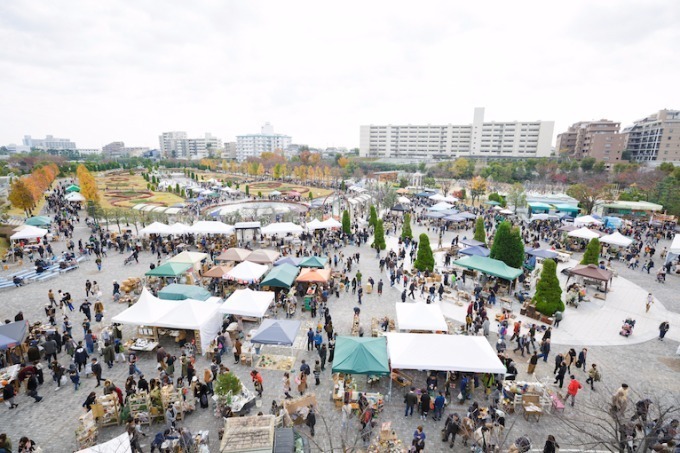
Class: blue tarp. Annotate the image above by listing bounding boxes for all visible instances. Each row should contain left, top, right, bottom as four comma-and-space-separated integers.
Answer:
459, 245, 490, 257
0, 321, 28, 350
526, 249, 559, 259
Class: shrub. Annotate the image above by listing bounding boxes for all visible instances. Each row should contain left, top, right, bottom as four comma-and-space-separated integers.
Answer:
413, 233, 435, 271
581, 238, 600, 265
533, 259, 564, 316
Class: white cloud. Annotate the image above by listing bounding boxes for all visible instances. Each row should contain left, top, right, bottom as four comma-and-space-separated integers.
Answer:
1, 0, 678, 149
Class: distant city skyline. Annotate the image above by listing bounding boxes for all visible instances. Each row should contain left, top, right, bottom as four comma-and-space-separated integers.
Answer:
1, 1, 678, 150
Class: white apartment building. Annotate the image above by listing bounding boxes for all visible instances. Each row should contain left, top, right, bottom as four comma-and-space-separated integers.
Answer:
23, 135, 76, 150
359, 108, 554, 160
236, 123, 292, 161
186, 133, 223, 160
159, 131, 188, 158
77, 148, 101, 156
623, 109, 680, 164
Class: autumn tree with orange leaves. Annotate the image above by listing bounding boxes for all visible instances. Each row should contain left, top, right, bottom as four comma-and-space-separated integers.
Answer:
76, 164, 100, 204
8, 163, 59, 216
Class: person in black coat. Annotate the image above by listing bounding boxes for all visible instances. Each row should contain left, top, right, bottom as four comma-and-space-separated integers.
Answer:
91, 358, 103, 387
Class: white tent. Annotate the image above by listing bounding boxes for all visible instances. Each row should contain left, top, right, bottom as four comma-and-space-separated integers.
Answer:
10, 225, 48, 241
166, 222, 190, 235
397, 196, 411, 204
666, 234, 680, 264
261, 222, 304, 235
155, 299, 222, 353
219, 288, 274, 318
600, 231, 634, 247
77, 432, 131, 453
428, 193, 446, 202
306, 219, 323, 230
385, 333, 506, 373
529, 214, 550, 222
139, 222, 170, 235
567, 227, 602, 240
225, 261, 269, 283
574, 215, 603, 227
499, 209, 514, 215
443, 195, 459, 203
167, 251, 209, 269
320, 218, 342, 229
65, 192, 86, 202
111, 289, 180, 326
395, 303, 448, 332
429, 202, 454, 211
189, 221, 234, 235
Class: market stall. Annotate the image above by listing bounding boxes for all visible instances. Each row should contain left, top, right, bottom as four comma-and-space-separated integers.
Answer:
10, 225, 48, 242
331, 336, 390, 407
144, 262, 193, 278
247, 249, 280, 264
566, 264, 614, 296
273, 257, 302, 267
189, 220, 235, 235
154, 299, 222, 354
203, 265, 234, 278
395, 303, 448, 332
567, 227, 603, 240
65, 192, 86, 202
219, 288, 275, 318
385, 333, 506, 374
250, 319, 301, 346
158, 283, 211, 301
295, 268, 331, 283
260, 264, 300, 289
459, 245, 490, 257
217, 248, 252, 263
25, 216, 52, 227
220, 415, 275, 453
224, 261, 269, 284
600, 231, 634, 248
139, 222, 170, 235
298, 256, 328, 268
261, 222, 304, 236
167, 250, 209, 270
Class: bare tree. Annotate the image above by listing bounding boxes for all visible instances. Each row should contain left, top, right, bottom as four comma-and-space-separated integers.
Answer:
555, 384, 680, 452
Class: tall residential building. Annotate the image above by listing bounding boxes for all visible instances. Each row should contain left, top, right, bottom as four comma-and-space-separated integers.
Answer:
23, 135, 76, 150
556, 119, 626, 163
236, 123, 292, 161
623, 109, 680, 164
159, 131, 188, 158
359, 108, 554, 160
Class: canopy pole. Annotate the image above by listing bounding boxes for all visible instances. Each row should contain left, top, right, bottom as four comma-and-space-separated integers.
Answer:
388, 370, 392, 398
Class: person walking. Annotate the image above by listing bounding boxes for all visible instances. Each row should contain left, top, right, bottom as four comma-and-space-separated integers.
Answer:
91, 358, 103, 387
554, 361, 567, 389
313, 360, 321, 386
305, 405, 316, 437
537, 339, 551, 362
659, 321, 670, 341
2, 379, 18, 408
319, 343, 327, 370
585, 364, 601, 390
306, 328, 314, 351
646, 293, 654, 312
577, 348, 588, 371
528, 351, 538, 375
565, 375, 582, 407
250, 370, 263, 397
282, 372, 293, 399
433, 391, 446, 421
233, 338, 242, 365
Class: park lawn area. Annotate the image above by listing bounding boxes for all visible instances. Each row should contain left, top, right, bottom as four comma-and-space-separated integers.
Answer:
96, 172, 185, 210
246, 181, 333, 199
7, 196, 47, 218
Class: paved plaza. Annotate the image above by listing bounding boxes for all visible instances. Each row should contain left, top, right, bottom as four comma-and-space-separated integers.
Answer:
0, 214, 679, 452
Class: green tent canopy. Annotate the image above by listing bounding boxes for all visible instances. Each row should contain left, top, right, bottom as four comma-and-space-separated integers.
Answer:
298, 256, 328, 269
25, 216, 52, 227
484, 200, 501, 206
452, 255, 523, 281
331, 336, 390, 375
527, 202, 551, 213
158, 283, 211, 301
260, 263, 299, 289
65, 184, 81, 193
145, 262, 193, 277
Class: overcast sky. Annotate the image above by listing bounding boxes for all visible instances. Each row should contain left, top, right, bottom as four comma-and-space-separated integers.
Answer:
1, 0, 678, 150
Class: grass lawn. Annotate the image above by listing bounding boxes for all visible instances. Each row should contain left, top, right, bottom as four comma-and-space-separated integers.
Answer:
7, 196, 47, 218
97, 173, 184, 210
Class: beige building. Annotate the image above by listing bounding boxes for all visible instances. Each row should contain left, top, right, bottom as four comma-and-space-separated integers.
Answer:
623, 109, 680, 164
556, 119, 625, 163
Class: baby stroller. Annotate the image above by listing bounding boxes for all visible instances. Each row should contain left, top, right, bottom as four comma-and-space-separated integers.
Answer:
620, 318, 636, 337
123, 253, 136, 266
656, 271, 666, 284
508, 436, 532, 453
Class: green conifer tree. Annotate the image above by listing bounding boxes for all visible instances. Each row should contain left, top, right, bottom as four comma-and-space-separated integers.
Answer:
413, 233, 435, 271
533, 259, 564, 315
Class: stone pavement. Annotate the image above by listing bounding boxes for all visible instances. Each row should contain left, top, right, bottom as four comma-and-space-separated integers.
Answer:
0, 215, 678, 452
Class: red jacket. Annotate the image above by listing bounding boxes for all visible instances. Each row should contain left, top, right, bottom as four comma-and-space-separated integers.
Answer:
567, 379, 582, 396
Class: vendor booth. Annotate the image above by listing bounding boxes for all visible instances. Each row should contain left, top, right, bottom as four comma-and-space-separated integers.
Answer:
600, 231, 634, 247
298, 256, 328, 268
332, 336, 390, 376
452, 255, 523, 281
24, 216, 52, 227
395, 303, 448, 332
10, 225, 48, 242
385, 333, 506, 373
250, 319, 301, 346
154, 299, 222, 354
189, 220, 234, 235
167, 251, 208, 270
139, 222, 170, 235
261, 222, 304, 236
217, 248, 252, 262
202, 265, 234, 278
260, 264, 300, 289
459, 245, 490, 257
295, 268, 331, 283
566, 264, 614, 296
274, 257, 302, 267
65, 192, 86, 202
158, 283, 211, 301
145, 262, 193, 278
224, 261, 268, 283
666, 234, 680, 264
567, 227, 603, 240
219, 288, 274, 318
574, 215, 603, 227
247, 249, 280, 264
